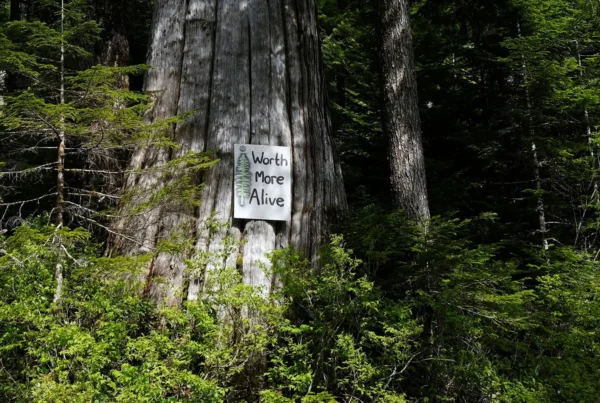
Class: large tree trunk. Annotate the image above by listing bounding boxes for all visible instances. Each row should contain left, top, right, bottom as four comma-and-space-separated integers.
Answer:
378, 0, 430, 220
111, 0, 346, 306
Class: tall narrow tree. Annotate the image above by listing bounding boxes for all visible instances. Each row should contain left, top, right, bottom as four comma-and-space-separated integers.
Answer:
378, 0, 430, 220
111, 0, 346, 305
517, 21, 549, 252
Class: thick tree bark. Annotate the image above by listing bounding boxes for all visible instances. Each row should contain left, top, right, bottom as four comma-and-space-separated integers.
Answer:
378, 0, 430, 220
111, 0, 346, 306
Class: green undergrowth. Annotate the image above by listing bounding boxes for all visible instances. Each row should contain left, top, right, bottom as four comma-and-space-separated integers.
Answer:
1, 213, 599, 402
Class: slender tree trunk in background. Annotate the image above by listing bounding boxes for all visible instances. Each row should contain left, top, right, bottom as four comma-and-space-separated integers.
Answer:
378, 0, 430, 221
53, 0, 66, 303
56, 0, 66, 227
518, 22, 548, 252
575, 40, 598, 207
111, 0, 346, 306
525, 85, 549, 252
576, 46, 594, 159
530, 142, 549, 251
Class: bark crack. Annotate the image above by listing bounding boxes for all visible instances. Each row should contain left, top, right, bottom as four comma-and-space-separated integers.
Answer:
247, 12, 253, 144
266, 0, 272, 144
281, 0, 295, 207
204, 0, 219, 152
175, 0, 191, 126
202, 0, 221, 218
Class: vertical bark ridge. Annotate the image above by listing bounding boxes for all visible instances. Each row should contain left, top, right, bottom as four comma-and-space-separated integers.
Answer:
247, 13, 253, 145
205, 0, 220, 144
306, 0, 324, 259
188, 0, 252, 300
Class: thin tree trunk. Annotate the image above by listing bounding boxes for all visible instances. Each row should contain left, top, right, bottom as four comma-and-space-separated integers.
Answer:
530, 142, 548, 251
518, 22, 548, 251
570, 40, 597, 249
575, 40, 598, 202
54, 0, 66, 303
111, 0, 346, 306
378, 0, 430, 220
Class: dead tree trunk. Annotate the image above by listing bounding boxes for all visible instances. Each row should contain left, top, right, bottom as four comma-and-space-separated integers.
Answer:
378, 0, 430, 220
111, 0, 346, 306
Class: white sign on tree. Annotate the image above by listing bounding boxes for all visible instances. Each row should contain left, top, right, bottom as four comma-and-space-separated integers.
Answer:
234, 144, 292, 221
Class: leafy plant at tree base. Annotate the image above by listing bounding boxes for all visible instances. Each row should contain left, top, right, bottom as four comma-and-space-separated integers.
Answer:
262, 236, 420, 402
0, 222, 422, 402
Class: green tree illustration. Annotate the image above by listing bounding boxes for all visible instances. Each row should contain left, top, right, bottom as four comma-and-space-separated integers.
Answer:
236, 150, 251, 206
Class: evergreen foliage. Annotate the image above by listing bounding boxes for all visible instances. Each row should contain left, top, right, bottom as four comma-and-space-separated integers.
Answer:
0, 0, 215, 236
0, 224, 419, 401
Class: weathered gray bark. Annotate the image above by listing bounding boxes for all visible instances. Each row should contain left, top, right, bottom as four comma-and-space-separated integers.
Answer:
111, 0, 346, 306
378, 0, 430, 220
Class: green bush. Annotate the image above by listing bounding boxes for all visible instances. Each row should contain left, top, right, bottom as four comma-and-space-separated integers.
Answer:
1, 216, 600, 402
0, 223, 421, 402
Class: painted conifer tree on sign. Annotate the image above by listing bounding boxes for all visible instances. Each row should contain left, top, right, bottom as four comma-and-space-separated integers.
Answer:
236, 147, 251, 207
110, 0, 346, 305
